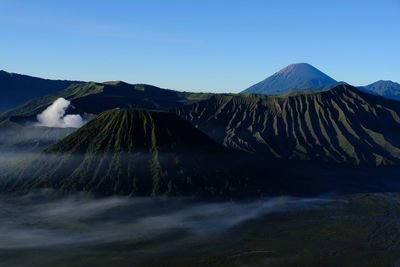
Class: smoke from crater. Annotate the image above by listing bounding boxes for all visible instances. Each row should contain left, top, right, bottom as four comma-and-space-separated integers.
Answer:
36, 98, 84, 128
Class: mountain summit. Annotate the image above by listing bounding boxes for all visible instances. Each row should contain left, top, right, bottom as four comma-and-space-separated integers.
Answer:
241, 63, 338, 95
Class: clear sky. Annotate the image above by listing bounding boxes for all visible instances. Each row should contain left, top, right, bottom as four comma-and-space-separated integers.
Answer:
0, 0, 399, 93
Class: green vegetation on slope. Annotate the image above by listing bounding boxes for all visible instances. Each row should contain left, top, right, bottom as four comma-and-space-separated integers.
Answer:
2, 109, 273, 198
0, 81, 213, 121
176, 84, 400, 166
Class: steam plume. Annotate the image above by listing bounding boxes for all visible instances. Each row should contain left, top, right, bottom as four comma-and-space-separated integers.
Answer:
36, 98, 84, 128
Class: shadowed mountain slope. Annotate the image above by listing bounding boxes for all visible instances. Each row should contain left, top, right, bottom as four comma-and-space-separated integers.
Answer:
0, 70, 82, 112
359, 80, 400, 101
0, 81, 212, 122
2, 109, 276, 198
176, 84, 400, 166
241, 63, 339, 95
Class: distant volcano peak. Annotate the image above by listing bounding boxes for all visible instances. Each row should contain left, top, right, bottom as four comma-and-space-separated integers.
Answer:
277, 63, 324, 74
242, 63, 338, 95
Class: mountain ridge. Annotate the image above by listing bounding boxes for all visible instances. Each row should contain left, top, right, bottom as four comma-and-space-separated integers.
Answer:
0, 81, 213, 122
0, 70, 83, 112
176, 84, 400, 166
359, 80, 400, 101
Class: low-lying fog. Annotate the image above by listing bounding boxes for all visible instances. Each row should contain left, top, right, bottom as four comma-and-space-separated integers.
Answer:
0, 191, 334, 249
0, 97, 90, 168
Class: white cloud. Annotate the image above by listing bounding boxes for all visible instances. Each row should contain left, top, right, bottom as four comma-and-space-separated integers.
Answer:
36, 98, 84, 128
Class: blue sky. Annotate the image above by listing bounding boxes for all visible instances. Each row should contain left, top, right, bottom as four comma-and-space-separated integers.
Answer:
0, 0, 399, 93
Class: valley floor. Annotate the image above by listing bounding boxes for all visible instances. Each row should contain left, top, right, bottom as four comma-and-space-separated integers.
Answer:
1, 192, 400, 266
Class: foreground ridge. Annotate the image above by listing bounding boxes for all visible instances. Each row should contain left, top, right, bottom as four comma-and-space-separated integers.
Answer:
177, 84, 400, 166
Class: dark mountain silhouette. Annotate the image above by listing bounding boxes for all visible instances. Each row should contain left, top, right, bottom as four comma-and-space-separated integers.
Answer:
241, 63, 339, 95
176, 84, 400, 166
0, 70, 82, 112
359, 80, 400, 101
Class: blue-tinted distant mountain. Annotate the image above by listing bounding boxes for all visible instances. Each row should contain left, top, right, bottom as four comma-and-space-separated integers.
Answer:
359, 80, 400, 101
0, 70, 83, 112
241, 63, 340, 95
